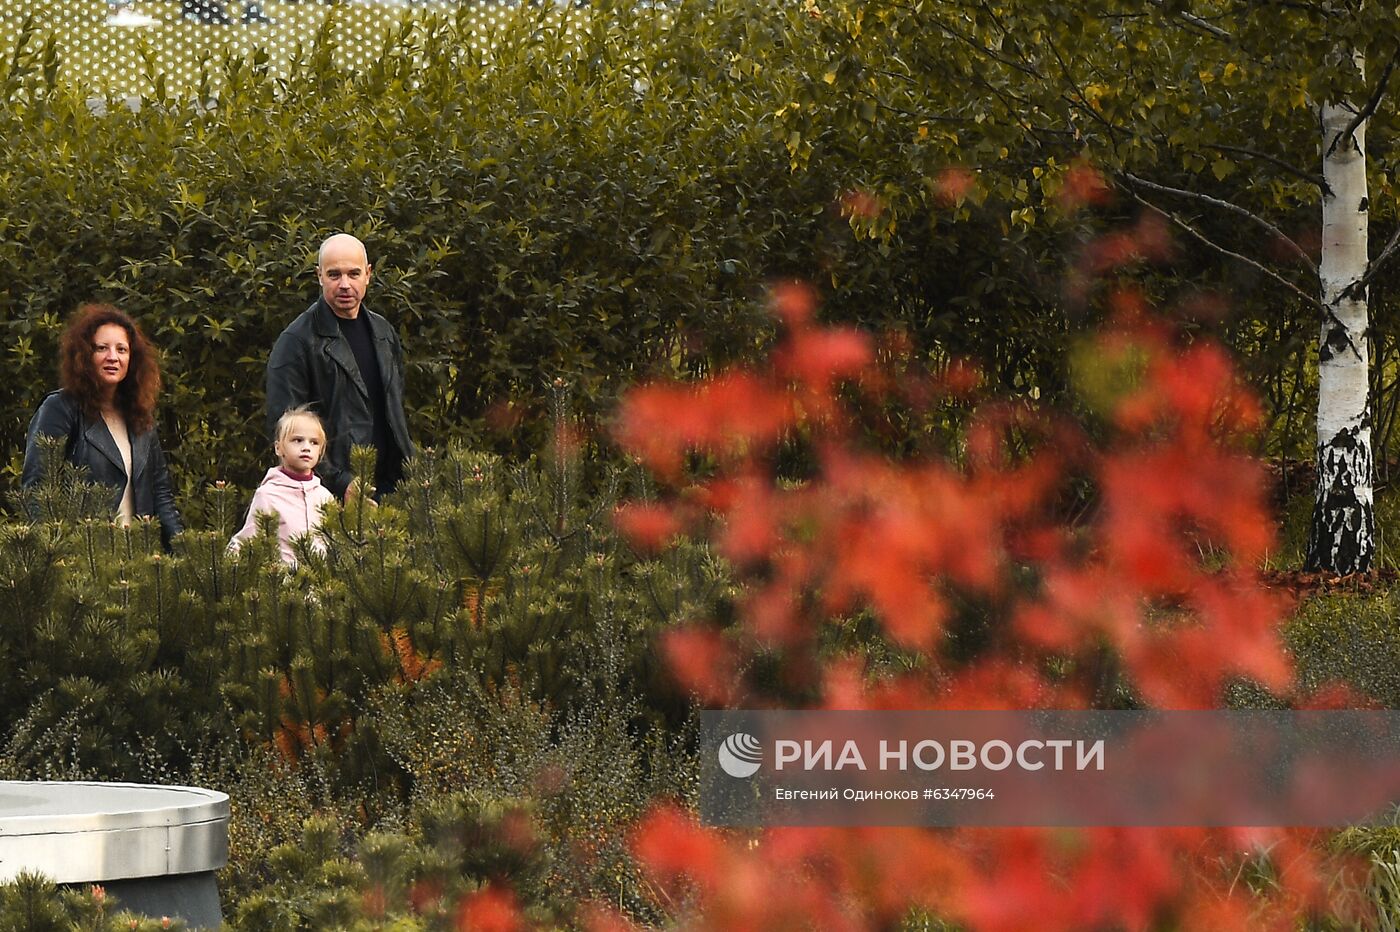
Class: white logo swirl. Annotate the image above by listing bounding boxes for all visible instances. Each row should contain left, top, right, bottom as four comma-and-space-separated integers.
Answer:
718, 732, 762, 778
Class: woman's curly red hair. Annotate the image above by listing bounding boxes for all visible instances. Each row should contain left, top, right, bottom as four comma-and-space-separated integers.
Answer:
59, 303, 161, 434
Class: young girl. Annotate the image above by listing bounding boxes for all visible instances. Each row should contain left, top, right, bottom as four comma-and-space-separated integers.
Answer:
229, 406, 336, 565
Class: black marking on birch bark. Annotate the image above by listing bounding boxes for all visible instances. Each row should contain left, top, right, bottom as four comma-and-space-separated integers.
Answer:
1325, 129, 1365, 159
1318, 311, 1365, 361
1319, 322, 1352, 363
1305, 423, 1375, 575
1338, 279, 1372, 304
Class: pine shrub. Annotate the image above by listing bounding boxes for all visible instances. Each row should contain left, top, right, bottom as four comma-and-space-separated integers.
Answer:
2, 429, 706, 925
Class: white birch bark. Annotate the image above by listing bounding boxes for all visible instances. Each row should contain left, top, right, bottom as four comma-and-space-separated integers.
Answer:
1306, 94, 1375, 574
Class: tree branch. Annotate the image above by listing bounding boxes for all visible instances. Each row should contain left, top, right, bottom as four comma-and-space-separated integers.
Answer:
1039, 27, 1121, 145
1127, 191, 1321, 310
873, 100, 963, 123
927, 17, 1042, 79
1234, 0, 1339, 15
1145, 0, 1232, 40
1341, 221, 1400, 301
1327, 48, 1399, 157
1202, 143, 1326, 191
1122, 172, 1316, 270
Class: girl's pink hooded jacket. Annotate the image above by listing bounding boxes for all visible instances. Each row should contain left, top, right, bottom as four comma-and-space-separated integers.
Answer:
228, 467, 336, 565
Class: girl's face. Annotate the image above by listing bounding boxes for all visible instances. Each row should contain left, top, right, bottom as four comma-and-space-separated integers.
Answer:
275, 416, 325, 473
91, 323, 131, 391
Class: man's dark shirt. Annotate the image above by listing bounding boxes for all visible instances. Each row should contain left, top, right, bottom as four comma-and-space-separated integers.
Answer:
336, 312, 404, 494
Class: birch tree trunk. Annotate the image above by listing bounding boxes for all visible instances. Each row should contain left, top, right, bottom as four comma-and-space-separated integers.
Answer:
1306, 96, 1375, 574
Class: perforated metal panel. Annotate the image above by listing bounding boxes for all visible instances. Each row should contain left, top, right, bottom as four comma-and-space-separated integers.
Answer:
0, 1, 531, 97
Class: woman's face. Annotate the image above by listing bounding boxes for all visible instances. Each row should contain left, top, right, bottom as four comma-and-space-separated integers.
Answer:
91, 323, 131, 391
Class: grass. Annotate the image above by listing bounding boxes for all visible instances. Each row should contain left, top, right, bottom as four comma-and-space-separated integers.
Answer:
0, 0, 531, 97
1263, 479, 1400, 573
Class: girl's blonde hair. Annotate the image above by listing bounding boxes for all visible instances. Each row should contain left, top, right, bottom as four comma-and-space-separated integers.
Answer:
274, 405, 327, 446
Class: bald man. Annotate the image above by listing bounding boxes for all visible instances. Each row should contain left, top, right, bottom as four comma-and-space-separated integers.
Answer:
265, 234, 413, 499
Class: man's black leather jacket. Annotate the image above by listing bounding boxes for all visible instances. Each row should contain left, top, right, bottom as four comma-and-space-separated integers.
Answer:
264, 297, 414, 498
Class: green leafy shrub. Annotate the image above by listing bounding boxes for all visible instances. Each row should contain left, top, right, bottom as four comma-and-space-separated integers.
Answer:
2, 429, 702, 925
227, 795, 556, 931
366, 665, 693, 920
0, 0, 1181, 526
0, 2, 820, 516
0, 874, 184, 932
2, 434, 713, 789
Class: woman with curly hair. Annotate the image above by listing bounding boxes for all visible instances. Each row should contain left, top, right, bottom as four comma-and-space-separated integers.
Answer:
22, 303, 182, 548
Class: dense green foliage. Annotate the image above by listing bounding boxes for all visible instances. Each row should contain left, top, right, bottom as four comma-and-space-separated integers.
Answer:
0, 435, 705, 923
1288, 587, 1400, 708
8, 1, 1400, 509
8, 3, 1400, 497
0, 2, 821, 508
3, 3, 1394, 515
7, 0, 1375, 514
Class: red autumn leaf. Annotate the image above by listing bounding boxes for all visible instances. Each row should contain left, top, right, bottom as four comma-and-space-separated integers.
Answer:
938, 357, 982, 396
768, 279, 818, 327
935, 166, 975, 205
839, 188, 882, 221
660, 626, 742, 705
612, 503, 682, 553
361, 884, 387, 920
775, 326, 873, 392
578, 902, 640, 932
716, 476, 782, 565
631, 804, 726, 895
1296, 682, 1380, 710
455, 885, 523, 932
1060, 161, 1112, 208
409, 879, 444, 916
613, 381, 698, 478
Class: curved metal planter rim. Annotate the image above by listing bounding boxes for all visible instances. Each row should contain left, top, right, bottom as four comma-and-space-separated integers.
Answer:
0, 781, 230, 883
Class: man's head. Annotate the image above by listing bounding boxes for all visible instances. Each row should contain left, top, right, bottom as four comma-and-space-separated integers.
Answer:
317, 233, 372, 319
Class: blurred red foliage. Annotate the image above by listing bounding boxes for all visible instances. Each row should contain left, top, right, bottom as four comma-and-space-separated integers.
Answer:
595, 255, 1368, 927
455, 885, 524, 932
1061, 161, 1113, 209
935, 167, 977, 206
